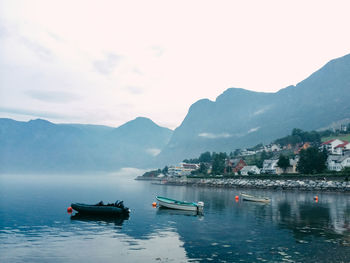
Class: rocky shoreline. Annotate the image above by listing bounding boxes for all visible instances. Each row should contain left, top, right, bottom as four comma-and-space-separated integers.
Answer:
162, 177, 350, 192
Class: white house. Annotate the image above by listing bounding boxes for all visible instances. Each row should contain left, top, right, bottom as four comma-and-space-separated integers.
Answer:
168, 163, 199, 176
334, 141, 350, 155
261, 159, 279, 174
264, 144, 281, 152
327, 152, 350, 171
321, 139, 347, 155
240, 165, 261, 175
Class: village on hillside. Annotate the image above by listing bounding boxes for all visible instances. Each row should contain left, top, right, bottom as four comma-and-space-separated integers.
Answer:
142, 125, 350, 179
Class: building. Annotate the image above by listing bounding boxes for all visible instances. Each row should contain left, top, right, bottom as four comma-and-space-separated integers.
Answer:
321, 139, 348, 155
264, 144, 281, 152
240, 165, 260, 175
226, 158, 247, 173
261, 159, 279, 174
334, 141, 350, 155
327, 152, 350, 172
168, 163, 199, 176
340, 124, 348, 132
295, 142, 311, 154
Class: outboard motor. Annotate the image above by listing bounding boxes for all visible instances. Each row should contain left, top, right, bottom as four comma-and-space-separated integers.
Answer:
197, 201, 204, 213
115, 200, 124, 208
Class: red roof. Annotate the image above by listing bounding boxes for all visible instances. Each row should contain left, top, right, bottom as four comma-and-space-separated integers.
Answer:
335, 141, 349, 148
321, 139, 335, 145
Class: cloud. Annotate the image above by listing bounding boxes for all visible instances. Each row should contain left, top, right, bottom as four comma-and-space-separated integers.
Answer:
132, 67, 143, 75
25, 90, 81, 103
93, 53, 121, 75
0, 106, 69, 119
146, 148, 161, 156
151, 46, 164, 57
20, 36, 54, 62
252, 105, 271, 116
0, 23, 9, 38
248, 127, 260, 133
198, 132, 232, 139
125, 86, 143, 95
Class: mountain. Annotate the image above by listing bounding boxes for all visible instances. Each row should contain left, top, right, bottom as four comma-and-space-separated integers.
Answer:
0, 117, 172, 173
157, 53, 350, 164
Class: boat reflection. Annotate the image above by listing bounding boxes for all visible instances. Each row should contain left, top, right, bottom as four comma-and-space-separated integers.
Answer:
156, 207, 202, 217
70, 212, 129, 226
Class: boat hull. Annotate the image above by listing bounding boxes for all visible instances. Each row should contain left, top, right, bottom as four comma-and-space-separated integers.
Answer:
156, 196, 203, 212
71, 203, 130, 215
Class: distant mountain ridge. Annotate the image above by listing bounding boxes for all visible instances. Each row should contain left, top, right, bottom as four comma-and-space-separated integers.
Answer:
1, 53, 350, 172
0, 117, 172, 173
156, 53, 350, 165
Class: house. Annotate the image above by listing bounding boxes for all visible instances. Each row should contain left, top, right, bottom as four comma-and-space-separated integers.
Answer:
226, 158, 246, 173
321, 139, 347, 155
240, 165, 260, 175
295, 142, 311, 154
168, 163, 199, 176
334, 141, 350, 155
264, 144, 281, 152
340, 124, 348, 132
240, 149, 256, 156
327, 152, 350, 172
261, 159, 279, 174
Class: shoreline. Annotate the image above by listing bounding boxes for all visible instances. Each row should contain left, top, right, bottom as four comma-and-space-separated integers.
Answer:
152, 177, 350, 192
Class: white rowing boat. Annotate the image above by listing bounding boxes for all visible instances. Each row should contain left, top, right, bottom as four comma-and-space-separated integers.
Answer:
240, 193, 270, 203
156, 196, 204, 212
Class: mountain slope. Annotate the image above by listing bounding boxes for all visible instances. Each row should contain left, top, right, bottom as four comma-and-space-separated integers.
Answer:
157, 54, 350, 164
0, 117, 172, 173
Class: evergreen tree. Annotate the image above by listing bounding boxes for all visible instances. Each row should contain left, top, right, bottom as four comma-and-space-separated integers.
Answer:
198, 162, 207, 174
199, 151, 212, 163
212, 152, 226, 175
277, 155, 290, 173
162, 166, 168, 175
297, 147, 327, 174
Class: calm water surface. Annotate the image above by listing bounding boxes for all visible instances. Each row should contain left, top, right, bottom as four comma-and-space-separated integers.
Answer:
1, 170, 350, 262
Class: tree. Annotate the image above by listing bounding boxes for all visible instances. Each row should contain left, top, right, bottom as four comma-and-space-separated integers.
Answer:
277, 155, 290, 173
162, 166, 168, 175
212, 152, 226, 175
199, 152, 212, 163
198, 162, 207, 174
233, 149, 241, 157
297, 147, 327, 174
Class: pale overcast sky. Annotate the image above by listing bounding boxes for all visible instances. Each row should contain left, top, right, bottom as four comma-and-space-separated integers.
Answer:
1, 0, 350, 129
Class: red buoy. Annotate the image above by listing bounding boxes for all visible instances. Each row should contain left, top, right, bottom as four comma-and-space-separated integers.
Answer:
235, 195, 239, 200
67, 207, 73, 213
152, 202, 157, 207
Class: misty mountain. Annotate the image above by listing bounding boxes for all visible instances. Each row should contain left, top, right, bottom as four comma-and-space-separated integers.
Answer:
0, 117, 172, 173
157, 53, 350, 165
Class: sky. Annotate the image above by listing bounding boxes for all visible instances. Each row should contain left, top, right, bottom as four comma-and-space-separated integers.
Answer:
1, 0, 350, 129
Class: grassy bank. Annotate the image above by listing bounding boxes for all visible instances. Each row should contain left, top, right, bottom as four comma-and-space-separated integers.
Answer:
321, 133, 350, 142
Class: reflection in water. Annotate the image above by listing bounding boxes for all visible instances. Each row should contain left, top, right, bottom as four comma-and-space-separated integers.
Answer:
156, 207, 202, 217
70, 213, 129, 226
277, 200, 350, 243
1, 174, 350, 262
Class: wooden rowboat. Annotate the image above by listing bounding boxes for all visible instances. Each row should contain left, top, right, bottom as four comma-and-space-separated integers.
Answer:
240, 193, 270, 203
156, 196, 204, 212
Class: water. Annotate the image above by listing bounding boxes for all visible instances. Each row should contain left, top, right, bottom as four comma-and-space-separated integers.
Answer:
1, 170, 350, 263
